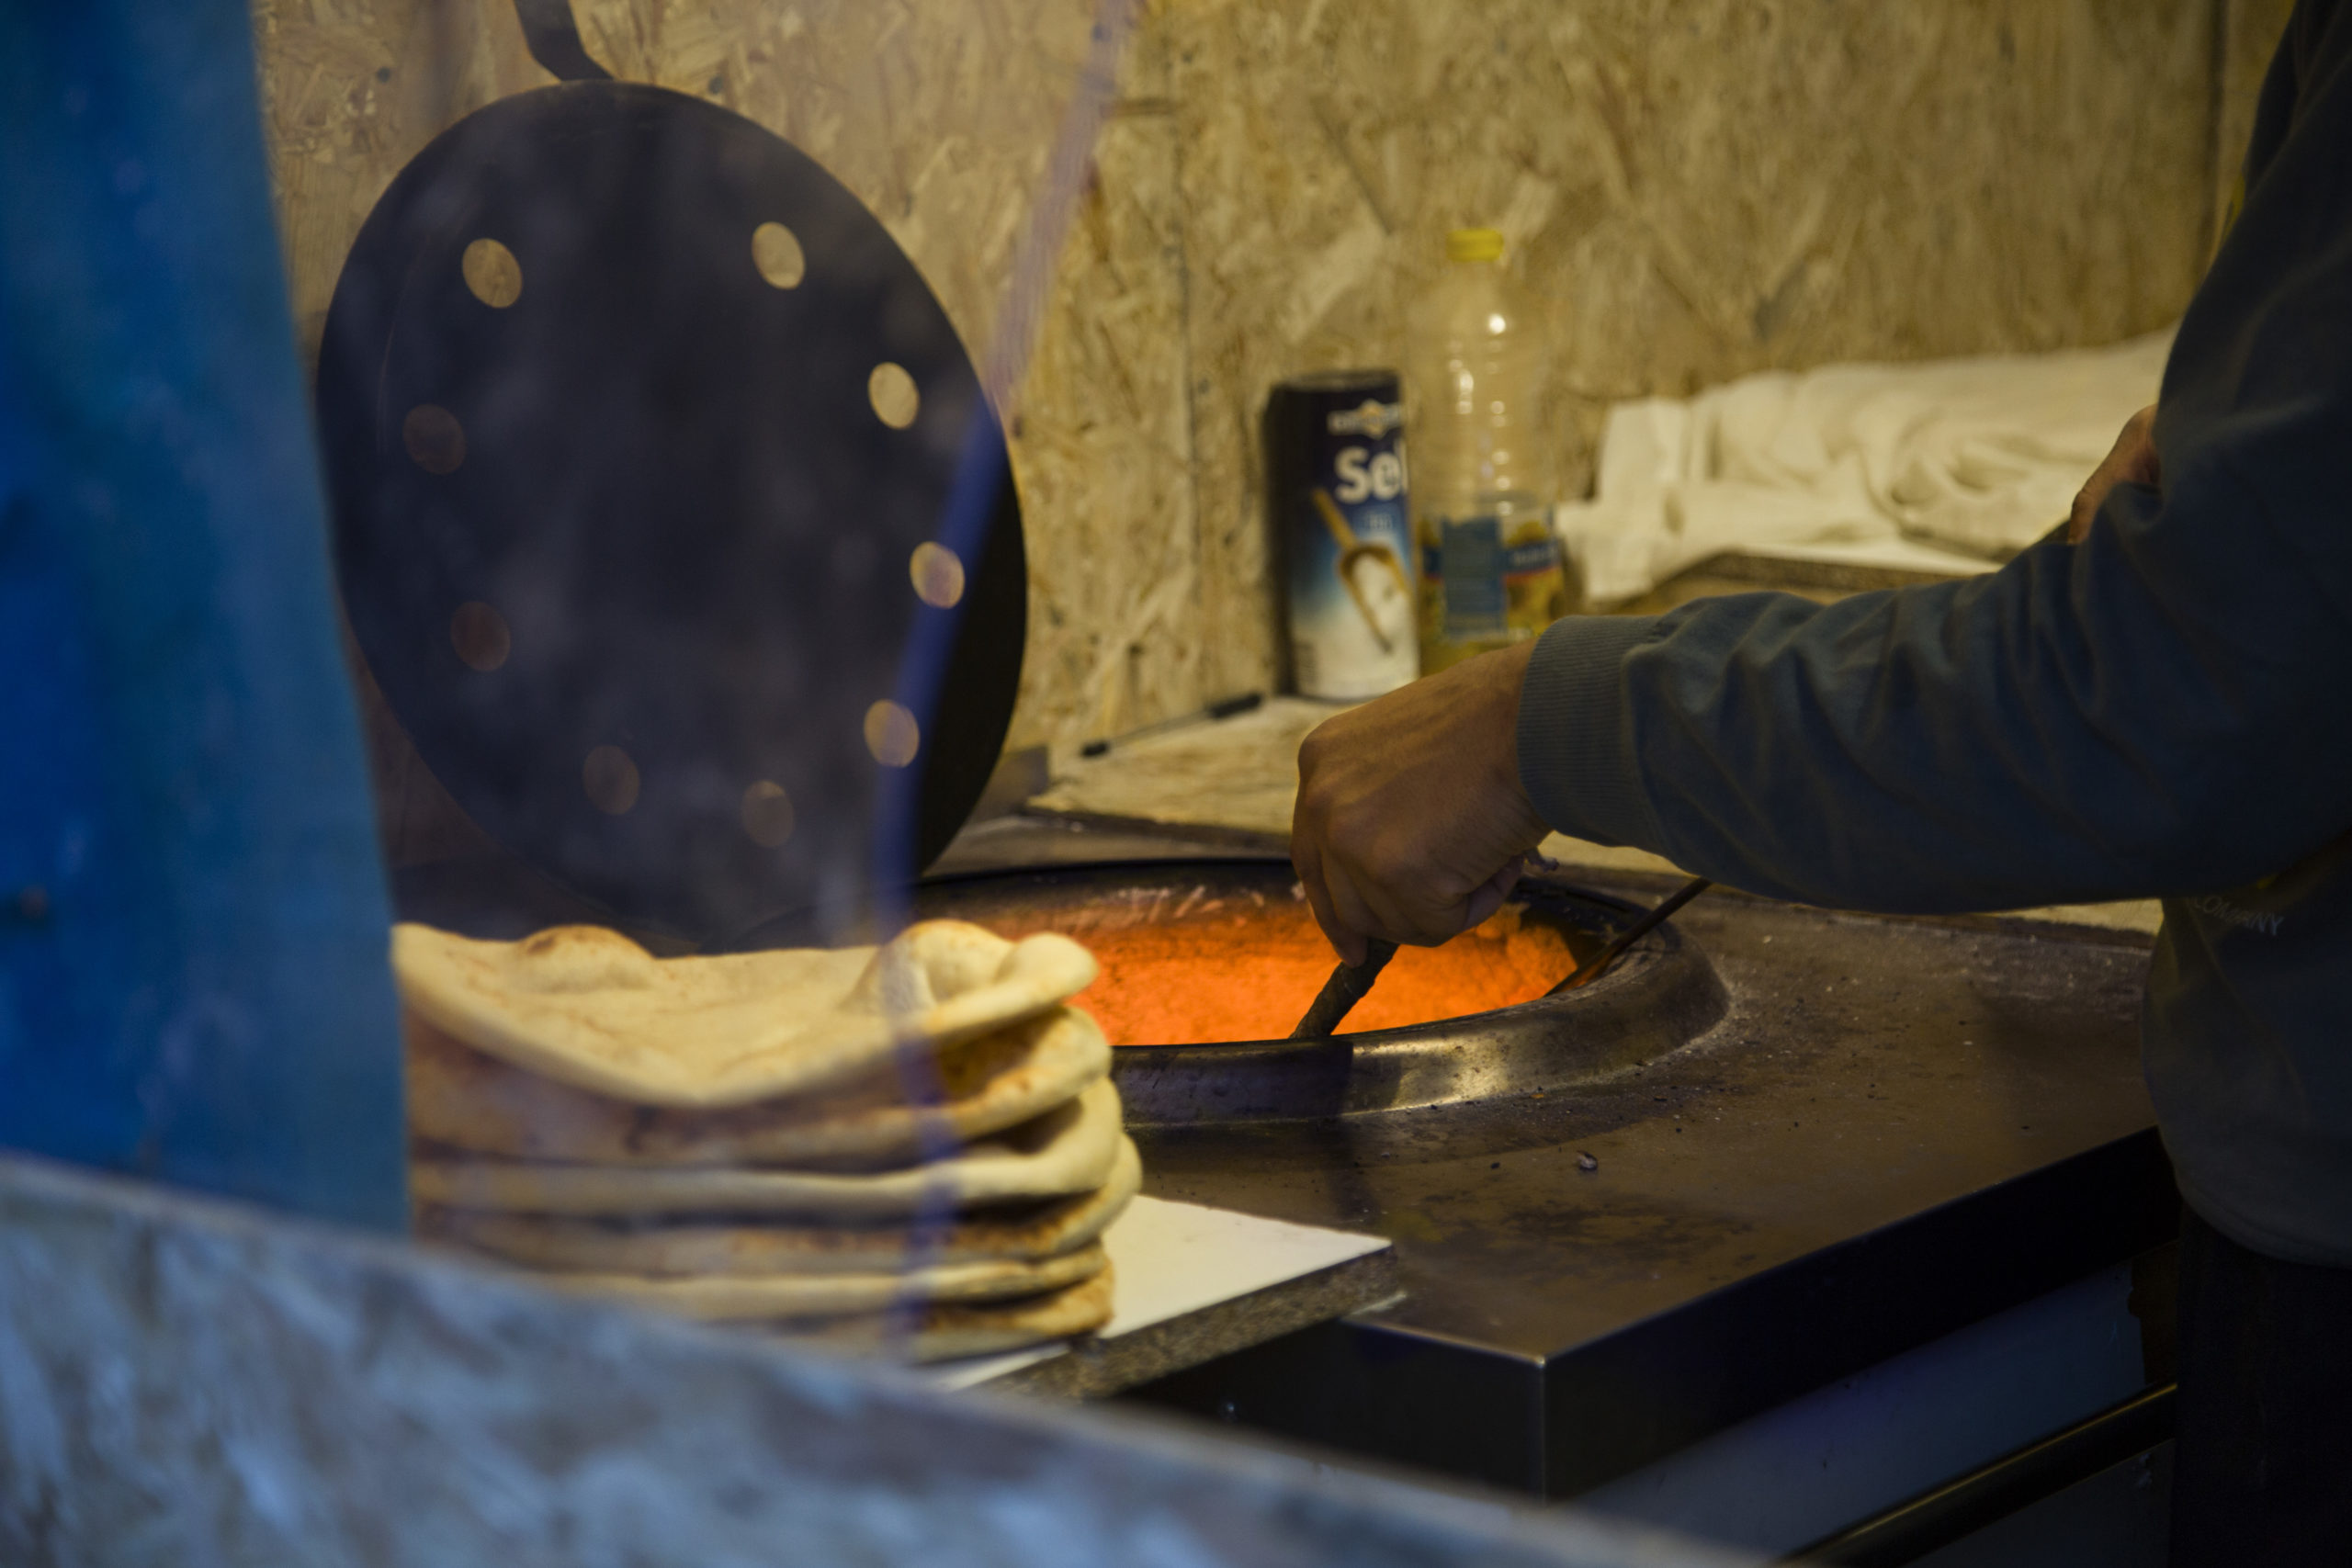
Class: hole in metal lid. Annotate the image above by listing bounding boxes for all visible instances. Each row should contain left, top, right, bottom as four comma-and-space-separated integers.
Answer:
449, 601, 511, 671
582, 745, 641, 815
752, 221, 805, 289
909, 542, 965, 609
867, 362, 919, 429
402, 404, 466, 474
741, 779, 796, 848
864, 701, 921, 768
461, 238, 523, 308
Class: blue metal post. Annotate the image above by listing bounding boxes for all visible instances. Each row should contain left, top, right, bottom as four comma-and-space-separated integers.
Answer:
0, 0, 406, 1228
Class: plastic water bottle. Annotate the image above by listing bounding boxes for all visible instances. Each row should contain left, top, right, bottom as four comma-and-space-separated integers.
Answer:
1408, 228, 1571, 673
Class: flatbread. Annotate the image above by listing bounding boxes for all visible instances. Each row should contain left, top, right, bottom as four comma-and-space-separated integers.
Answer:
411, 1079, 1125, 1219
534, 1241, 1106, 1322
392, 919, 1097, 1110
420, 1136, 1142, 1275
763, 1267, 1117, 1362
406, 1005, 1110, 1168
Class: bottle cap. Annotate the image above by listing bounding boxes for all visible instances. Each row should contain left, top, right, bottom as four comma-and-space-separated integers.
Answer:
1446, 227, 1505, 263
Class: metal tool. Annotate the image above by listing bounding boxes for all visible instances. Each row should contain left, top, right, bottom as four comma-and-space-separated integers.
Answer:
1546, 875, 1712, 995
1289, 938, 1399, 1039
1080, 692, 1262, 758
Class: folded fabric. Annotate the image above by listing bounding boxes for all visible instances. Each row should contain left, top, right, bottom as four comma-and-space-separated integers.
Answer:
1555, 328, 2174, 603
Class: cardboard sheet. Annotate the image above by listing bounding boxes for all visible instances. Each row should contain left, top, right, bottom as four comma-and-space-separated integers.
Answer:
930, 1195, 1391, 1388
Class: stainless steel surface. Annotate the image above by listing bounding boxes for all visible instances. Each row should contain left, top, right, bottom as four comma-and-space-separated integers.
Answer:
923, 819, 2170, 1501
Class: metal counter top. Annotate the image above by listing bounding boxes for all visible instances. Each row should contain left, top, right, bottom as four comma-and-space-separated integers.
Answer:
937, 817, 2176, 1501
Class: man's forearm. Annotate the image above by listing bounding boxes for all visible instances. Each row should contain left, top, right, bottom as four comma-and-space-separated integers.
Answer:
1515, 491, 2352, 915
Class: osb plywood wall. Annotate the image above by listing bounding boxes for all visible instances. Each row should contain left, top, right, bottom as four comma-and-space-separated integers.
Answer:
254, 0, 2267, 763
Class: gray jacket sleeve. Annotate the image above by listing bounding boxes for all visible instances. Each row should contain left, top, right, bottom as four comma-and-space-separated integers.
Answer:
1515, 17, 2352, 913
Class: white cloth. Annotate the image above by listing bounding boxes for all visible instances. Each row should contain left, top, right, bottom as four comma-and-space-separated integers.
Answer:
1555, 328, 2175, 604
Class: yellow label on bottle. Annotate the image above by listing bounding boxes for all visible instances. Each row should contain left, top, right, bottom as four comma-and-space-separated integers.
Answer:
1416, 513, 1571, 671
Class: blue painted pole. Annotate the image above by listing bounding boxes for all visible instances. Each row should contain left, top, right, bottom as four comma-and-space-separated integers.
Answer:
0, 0, 406, 1229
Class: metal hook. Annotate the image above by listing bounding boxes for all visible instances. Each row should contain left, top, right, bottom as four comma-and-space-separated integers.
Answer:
514, 0, 613, 82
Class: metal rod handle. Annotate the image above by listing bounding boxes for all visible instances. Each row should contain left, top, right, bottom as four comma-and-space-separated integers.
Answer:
515, 0, 613, 82
1547, 875, 1711, 996
1290, 938, 1399, 1039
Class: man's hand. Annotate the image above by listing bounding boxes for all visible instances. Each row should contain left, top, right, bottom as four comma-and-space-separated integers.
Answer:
1292, 639, 1553, 964
2068, 403, 2159, 543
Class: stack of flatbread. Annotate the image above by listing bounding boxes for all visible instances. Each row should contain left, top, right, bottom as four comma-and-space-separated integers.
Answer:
393, 919, 1136, 1360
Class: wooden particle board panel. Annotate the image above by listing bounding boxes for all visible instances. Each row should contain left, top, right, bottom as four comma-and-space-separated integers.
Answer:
254, 0, 2228, 775
1164, 0, 2222, 708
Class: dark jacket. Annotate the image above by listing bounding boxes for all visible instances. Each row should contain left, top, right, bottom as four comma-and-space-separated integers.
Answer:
1518, 0, 2352, 1266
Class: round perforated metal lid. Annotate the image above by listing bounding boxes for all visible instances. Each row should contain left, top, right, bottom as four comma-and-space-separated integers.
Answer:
317, 83, 1023, 942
